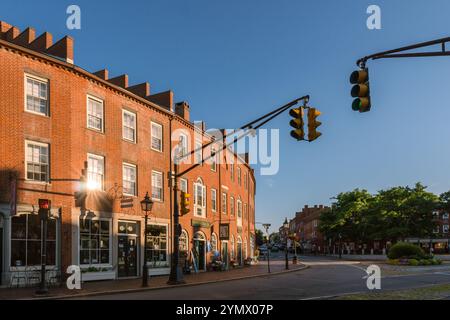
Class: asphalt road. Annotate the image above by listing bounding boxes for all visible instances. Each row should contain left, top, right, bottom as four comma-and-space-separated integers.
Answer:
73, 255, 450, 300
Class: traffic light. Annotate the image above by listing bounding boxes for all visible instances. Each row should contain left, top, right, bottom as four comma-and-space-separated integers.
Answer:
289, 107, 305, 141
350, 68, 371, 112
307, 108, 322, 142
180, 191, 190, 216
38, 199, 51, 219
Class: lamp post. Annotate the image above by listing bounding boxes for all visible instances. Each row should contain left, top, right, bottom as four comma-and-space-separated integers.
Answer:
283, 218, 289, 270
36, 199, 51, 295
338, 233, 342, 259
141, 192, 153, 287
262, 223, 271, 273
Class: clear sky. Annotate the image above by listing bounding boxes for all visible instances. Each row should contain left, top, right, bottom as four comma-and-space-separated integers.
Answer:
3, 0, 450, 233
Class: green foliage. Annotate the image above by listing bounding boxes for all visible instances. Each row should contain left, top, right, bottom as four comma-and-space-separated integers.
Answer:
408, 259, 419, 266
387, 242, 425, 259
320, 183, 440, 243
387, 259, 400, 265
255, 229, 265, 246
420, 259, 432, 266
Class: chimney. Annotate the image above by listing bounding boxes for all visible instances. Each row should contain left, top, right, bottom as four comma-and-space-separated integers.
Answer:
319, 205, 323, 209
108, 74, 129, 88
128, 82, 150, 98
314, 205, 318, 208
304, 205, 308, 209
147, 91, 173, 111
0, 21, 12, 38
194, 121, 206, 132
13, 27, 36, 47
29, 32, 53, 51
94, 69, 109, 80
5, 26, 20, 41
47, 36, 74, 63
175, 101, 190, 121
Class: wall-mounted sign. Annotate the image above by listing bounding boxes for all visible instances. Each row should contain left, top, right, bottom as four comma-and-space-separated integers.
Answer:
219, 224, 230, 240
192, 220, 210, 228
121, 197, 134, 208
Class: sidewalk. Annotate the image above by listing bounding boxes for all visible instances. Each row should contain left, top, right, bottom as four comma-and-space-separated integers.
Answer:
0, 260, 307, 300
327, 254, 450, 261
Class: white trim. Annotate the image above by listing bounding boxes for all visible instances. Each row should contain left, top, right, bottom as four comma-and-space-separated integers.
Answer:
150, 121, 163, 152
86, 94, 105, 132
24, 139, 50, 183
122, 162, 137, 197
24, 73, 49, 117
87, 153, 105, 191
78, 217, 113, 268
122, 109, 137, 143
151, 170, 164, 202
211, 188, 217, 212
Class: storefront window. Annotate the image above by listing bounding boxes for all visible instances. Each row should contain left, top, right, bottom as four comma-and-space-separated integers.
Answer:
11, 214, 57, 267
79, 218, 111, 265
211, 233, 218, 252
179, 230, 189, 253
146, 224, 168, 268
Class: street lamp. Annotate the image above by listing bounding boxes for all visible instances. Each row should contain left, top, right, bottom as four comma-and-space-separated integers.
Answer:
283, 218, 289, 270
262, 223, 271, 273
141, 192, 153, 287
36, 199, 51, 295
338, 232, 342, 259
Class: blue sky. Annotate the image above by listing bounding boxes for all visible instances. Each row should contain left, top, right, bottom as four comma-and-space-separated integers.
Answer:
3, 0, 450, 233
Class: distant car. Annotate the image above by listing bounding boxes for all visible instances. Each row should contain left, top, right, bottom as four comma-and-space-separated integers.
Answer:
258, 245, 268, 253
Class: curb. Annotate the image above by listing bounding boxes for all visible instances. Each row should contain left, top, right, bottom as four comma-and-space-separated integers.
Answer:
25, 264, 310, 300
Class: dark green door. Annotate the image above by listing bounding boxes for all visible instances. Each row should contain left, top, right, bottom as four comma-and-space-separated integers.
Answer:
194, 240, 206, 271
118, 235, 137, 277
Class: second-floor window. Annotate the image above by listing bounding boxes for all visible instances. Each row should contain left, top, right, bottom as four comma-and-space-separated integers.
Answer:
123, 110, 136, 142
211, 189, 217, 212
152, 171, 163, 201
443, 213, 449, 221
123, 163, 137, 196
222, 192, 227, 214
25, 140, 49, 182
230, 164, 234, 181
230, 196, 235, 215
87, 154, 104, 190
87, 96, 104, 132
179, 134, 188, 157
151, 122, 163, 152
194, 180, 206, 217
180, 178, 188, 193
444, 225, 449, 233
237, 167, 242, 185
237, 199, 242, 226
26, 75, 49, 116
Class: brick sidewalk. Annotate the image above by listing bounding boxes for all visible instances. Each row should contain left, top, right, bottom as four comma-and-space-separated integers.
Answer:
0, 260, 306, 300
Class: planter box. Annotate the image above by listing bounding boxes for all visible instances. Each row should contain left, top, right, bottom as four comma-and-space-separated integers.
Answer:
81, 271, 116, 282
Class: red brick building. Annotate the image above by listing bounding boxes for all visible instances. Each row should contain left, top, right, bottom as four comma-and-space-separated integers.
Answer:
294, 205, 329, 254
0, 21, 256, 285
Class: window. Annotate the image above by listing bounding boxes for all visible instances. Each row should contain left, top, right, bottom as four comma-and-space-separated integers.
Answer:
180, 178, 188, 193
237, 167, 242, 185
211, 147, 217, 172
25, 140, 49, 182
151, 122, 163, 152
230, 196, 235, 215
433, 225, 440, 234
444, 225, 449, 233
194, 179, 206, 217
230, 164, 234, 181
195, 140, 202, 164
87, 154, 104, 190
443, 213, 449, 221
145, 224, 168, 268
123, 110, 137, 142
211, 189, 217, 212
152, 171, 163, 201
222, 192, 227, 214
179, 133, 188, 157
25, 75, 48, 116
433, 211, 440, 219
313, 220, 318, 228
87, 96, 104, 132
211, 233, 218, 252
123, 163, 137, 196
79, 218, 111, 266
179, 230, 189, 253
237, 199, 242, 226
244, 173, 248, 190
11, 214, 57, 267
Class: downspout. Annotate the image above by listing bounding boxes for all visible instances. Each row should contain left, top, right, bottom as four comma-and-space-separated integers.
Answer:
169, 117, 173, 269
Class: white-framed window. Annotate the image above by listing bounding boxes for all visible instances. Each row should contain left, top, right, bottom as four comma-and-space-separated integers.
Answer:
152, 170, 163, 201
79, 218, 111, 266
145, 223, 169, 268
211, 147, 217, 172
180, 178, 188, 193
179, 230, 189, 253
123, 163, 137, 196
237, 167, 242, 185
87, 95, 104, 132
443, 213, 449, 221
194, 179, 206, 217
222, 192, 227, 214
25, 140, 49, 182
237, 199, 242, 227
151, 122, 163, 152
313, 220, 318, 228
230, 196, 235, 215
87, 153, 104, 191
230, 164, 234, 181
122, 109, 137, 142
195, 140, 202, 164
444, 225, 449, 233
211, 233, 218, 252
179, 133, 188, 157
25, 74, 49, 116
433, 211, 440, 219
11, 213, 57, 267
433, 225, 440, 234
211, 189, 217, 212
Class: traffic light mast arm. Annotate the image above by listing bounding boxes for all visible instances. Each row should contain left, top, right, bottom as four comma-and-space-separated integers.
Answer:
356, 36, 450, 67
175, 95, 310, 178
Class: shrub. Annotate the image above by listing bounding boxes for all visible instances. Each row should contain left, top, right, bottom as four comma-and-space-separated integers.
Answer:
387, 259, 400, 265
387, 242, 426, 260
431, 259, 442, 265
408, 259, 419, 266
420, 259, 432, 266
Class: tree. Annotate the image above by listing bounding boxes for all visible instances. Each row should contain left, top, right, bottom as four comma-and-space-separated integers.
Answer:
255, 229, 265, 246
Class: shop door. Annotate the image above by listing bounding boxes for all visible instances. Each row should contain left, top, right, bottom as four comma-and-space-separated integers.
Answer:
237, 243, 243, 265
194, 240, 206, 271
221, 242, 228, 268
118, 235, 137, 277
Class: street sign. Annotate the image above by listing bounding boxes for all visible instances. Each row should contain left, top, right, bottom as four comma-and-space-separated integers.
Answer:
121, 197, 134, 208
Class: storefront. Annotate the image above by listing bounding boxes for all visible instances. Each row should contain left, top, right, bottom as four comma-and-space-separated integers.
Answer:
193, 231, 206, 271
